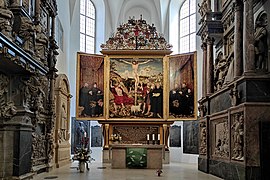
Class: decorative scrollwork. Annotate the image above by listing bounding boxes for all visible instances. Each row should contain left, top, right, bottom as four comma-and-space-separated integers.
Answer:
0, 1, 14, 38
214, 120, 229, 158
199, 121, 207, 155
101, 15, 172, 50
0, 74, 17, 118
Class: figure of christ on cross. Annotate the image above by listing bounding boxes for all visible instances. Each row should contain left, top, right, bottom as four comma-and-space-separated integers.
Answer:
119, 58, 152, 105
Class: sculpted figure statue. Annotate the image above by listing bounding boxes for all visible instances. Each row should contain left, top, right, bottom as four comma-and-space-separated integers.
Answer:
254, 20, 267, 70
35, 25, 48, 65
231, 114, 244, 160
18, 16, 35, 54
0, 1, 14, 38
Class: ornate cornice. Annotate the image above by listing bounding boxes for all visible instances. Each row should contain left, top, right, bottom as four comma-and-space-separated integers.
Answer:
0, 33, 48, 75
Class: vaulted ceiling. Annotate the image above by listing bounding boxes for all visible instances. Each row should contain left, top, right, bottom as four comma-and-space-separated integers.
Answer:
69, 0, 185, 40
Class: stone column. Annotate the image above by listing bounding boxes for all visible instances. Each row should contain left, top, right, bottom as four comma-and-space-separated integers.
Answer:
35, 0, 40, 22
163, 124, 168, 149
201, 43, 207, 97
243, 0, 255, 73
234, 1, 243, 78
207, 0, 211, 11
206, 37, 214, 95
104, 124, 109, 149
51, 16, 56, 38
47, 15, 57, 165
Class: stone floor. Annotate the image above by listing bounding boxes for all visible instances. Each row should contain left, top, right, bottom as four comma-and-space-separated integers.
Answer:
34, 162, 222, 180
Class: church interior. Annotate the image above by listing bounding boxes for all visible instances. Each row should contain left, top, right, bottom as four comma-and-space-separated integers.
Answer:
0, 0, 269, 179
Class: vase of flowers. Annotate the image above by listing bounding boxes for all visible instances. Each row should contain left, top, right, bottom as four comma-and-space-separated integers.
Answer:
72, 135, 94, 172
110, 133, 122, 144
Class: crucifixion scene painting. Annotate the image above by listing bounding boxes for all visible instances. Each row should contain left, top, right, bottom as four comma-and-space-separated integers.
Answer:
109, 58, 163, 119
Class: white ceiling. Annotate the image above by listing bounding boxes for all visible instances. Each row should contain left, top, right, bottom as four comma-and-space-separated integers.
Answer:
69, 0, 185, 37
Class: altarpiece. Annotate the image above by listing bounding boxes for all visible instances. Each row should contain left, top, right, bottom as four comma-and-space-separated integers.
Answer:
75, 17, 197, 164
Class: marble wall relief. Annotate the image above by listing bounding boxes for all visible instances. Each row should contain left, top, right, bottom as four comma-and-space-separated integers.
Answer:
0, 73, 16, 118
112, 125, 159, 144
199, 121, 207, 155
212, 118, 229, 159
21, 76, 47, 119
32, 132, 46, 166
231, 112, 244, 161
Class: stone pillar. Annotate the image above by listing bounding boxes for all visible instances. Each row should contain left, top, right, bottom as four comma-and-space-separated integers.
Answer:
47, 15, 57, 166
35, 0, 40, 22
104, 124, 109, 149
243, 0, 255, 73
163, 124, 168, 150
51, 16, 56, 38
206, 37, 214, 95
207, 0, 211, 11
201, 43, 207, 97
234, 1, 243, 78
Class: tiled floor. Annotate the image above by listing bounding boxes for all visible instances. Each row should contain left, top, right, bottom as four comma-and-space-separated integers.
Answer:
34, 162, 222, 180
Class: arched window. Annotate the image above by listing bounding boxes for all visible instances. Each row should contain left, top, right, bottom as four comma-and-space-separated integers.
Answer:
80, 0, 95, 53
179, 0, 196, 53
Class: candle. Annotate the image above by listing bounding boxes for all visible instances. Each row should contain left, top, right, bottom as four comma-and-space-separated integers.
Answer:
152, 134, 155, 140
158, 134, 160, 140
147, 134, 149, 140
84, 132, 87, 137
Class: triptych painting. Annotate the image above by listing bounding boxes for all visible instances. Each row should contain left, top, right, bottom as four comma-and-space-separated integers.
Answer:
76, 52, 196, 121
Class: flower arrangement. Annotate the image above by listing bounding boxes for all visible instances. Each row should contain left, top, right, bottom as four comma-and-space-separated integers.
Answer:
72, 136, 94, 172
110, 133, 122, 143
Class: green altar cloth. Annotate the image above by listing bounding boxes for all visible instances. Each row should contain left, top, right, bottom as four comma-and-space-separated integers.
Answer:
126, 148, 147, 168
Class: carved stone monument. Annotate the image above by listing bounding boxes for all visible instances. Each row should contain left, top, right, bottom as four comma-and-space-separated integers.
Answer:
197, 0, 270, 179
54, 74, 72, 168
0, 0, 58, 179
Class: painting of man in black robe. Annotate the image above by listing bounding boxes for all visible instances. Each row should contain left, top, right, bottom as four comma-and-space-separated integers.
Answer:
76, 53, 104, 119
169, 53, 196, 119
